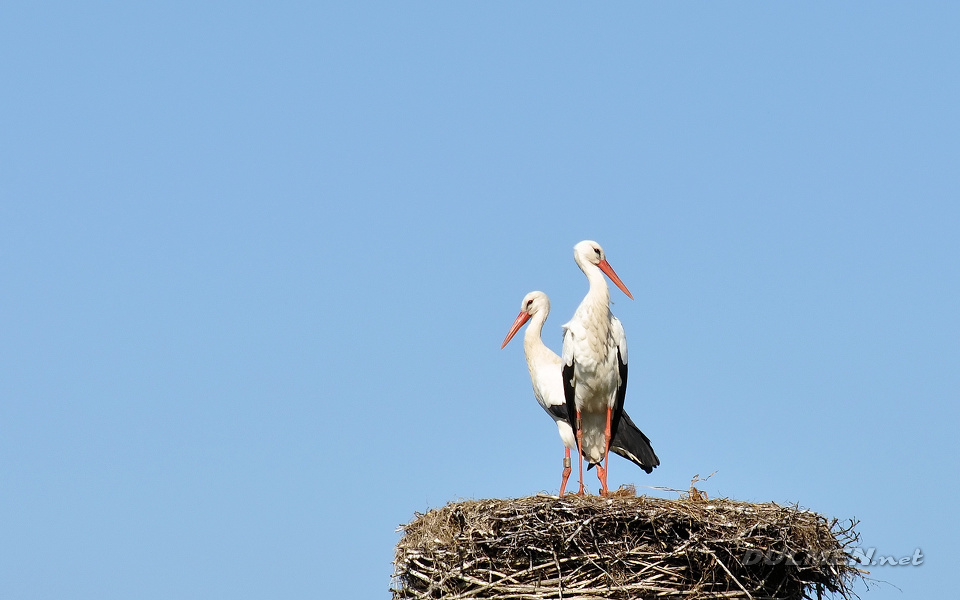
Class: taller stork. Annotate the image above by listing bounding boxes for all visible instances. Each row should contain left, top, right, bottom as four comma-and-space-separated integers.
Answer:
562, 240, 633, 496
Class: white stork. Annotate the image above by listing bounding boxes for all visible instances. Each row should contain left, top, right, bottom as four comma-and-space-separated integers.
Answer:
562, 240, 634, 496
502, 290, 659, 497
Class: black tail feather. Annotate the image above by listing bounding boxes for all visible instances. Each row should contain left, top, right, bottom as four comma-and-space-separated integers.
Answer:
608, 411, 660, 474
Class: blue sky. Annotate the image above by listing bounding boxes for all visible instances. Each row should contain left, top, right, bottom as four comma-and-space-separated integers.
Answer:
2, 3, 957, 598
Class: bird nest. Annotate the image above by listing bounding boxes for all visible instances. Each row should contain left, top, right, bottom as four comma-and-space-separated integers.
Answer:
392, 488, 864, 600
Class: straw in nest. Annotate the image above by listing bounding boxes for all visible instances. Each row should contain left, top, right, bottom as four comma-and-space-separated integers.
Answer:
392, 490, 863, 600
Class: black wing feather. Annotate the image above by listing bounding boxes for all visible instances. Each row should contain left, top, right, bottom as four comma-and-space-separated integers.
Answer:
609, 346, 627, 447
544, 402, 569, 423
562, 361, 578, 452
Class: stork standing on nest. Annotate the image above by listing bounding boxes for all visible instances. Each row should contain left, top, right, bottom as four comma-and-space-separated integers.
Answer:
562, 240, 634, 496
501, 290, 659, 496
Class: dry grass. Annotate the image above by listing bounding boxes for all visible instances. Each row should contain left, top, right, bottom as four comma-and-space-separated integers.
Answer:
392, 487, 863, 600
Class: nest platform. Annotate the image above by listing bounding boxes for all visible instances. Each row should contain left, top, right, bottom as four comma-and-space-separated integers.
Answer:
392, 490, 863, 600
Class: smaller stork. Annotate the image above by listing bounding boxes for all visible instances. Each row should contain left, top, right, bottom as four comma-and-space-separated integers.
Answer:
502, 291, 659, 496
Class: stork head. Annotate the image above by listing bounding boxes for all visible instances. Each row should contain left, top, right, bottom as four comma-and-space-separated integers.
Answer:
501, 291, 550, 348
519, 290, 550, 317
573, 240, 633, 299
573, 240, 606, 267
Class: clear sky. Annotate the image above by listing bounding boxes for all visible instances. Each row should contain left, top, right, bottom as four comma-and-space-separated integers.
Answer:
2, 3, 957, 598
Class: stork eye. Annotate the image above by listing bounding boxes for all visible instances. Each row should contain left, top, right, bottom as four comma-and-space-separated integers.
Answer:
526, 300, 534, 308
594, 247, 602, 257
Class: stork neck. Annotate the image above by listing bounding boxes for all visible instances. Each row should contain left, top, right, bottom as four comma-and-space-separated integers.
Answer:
583, 263, 611, 306
522, 309, 549, 356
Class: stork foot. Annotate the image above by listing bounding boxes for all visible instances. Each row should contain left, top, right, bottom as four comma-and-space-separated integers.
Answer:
596, 464, 610, 497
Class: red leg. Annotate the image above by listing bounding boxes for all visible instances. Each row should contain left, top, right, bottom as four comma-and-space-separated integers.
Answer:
559, 447, 572, 497
598, 406, 613, 497
575, 410, 586, 495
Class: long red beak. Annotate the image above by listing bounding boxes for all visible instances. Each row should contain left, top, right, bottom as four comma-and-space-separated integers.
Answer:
501, 311, 531, 349
598, 259, 634, 299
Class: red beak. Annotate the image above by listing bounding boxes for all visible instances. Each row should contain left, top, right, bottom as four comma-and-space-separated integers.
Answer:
597, 259, 633, 299
501, 311, 531, 349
